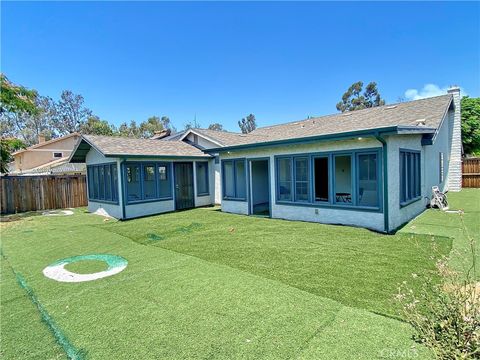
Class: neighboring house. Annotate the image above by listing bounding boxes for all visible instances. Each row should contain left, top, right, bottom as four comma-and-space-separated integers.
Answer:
70, 87, 461, 232
11, 133, 85, 175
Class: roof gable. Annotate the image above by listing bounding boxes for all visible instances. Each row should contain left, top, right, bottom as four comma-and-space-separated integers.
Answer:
70, 135, 211, 163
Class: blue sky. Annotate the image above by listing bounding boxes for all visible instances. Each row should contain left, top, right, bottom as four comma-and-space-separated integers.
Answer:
2, 1, 479, 132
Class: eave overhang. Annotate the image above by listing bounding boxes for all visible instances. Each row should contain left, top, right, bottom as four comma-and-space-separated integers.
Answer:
204, 126, 437, 154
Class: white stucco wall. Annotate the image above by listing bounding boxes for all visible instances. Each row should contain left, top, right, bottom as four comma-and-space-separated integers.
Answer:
184, 132, 222, 204
125, 200, 175, 218
193, 159, 215, 207
385, 134, 426, 231
424, 107, 453, 194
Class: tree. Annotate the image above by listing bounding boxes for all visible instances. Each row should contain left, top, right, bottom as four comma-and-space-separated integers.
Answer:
118, 120, 141, 138
1, 96, 56, 146
0, 74, 38, 115
461, 96, 480, 155
80, 116, 116, 136
238, 114, 256, 134
139, 116, 165, 138
0, 138, 26, 174
52, 90, 92, 135
208, 123, 224, 131
336, 81, 385, 112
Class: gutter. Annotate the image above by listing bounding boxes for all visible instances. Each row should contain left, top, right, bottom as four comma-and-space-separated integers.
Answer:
375, 132, 389, 233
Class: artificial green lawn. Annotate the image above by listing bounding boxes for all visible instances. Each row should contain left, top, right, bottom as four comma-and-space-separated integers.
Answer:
398, 188, 480, 279
1, 190, 478, 359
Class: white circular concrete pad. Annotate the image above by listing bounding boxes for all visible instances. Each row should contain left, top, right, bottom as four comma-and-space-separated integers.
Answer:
43, 254, 128, 283
42, 210, 74, 216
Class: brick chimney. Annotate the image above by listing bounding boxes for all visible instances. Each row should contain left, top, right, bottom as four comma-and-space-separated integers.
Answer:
38, 134, 46, 144
447, 86, 462, 191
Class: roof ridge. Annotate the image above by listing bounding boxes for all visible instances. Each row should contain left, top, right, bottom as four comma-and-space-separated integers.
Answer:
253, 94, 453, 132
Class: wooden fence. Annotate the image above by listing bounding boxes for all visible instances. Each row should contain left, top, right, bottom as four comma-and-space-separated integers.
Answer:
0, 175, 87, 214
462, 158, 480, 188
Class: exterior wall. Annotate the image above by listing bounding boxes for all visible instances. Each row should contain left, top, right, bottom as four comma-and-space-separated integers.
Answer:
222, 200, 249, 215
85, 148, 123, 219
385, 134, 426, 231
193, 159, 215, 207
13, 135, 80, 172
424, 108, 453, 193
386, 102, 457, 231
447, 88, 462, 191
214, 161, 221, 204
125, 200, 175, 218
184, 132, 222, 204
220, 138, 386, 232
85, 148, 215, 220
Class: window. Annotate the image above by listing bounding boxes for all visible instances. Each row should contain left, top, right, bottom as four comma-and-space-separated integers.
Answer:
53, 152, 63, 158
277, 156, 310, 203
157, 164, 171, 198
93, 166, 99, 199
143, 165, 156, 199
439, 152, 444, 183
357, 153, 378, 207
125, 162, 172, 203
277, 158, 292, 201
126, 164, 141, 201
222, 159, 246, 200
275, 149, 382, 210
400, 150, 421, 205
314, 157, 329, 202
295, 157, 309, 202
334, 155, 352, 204
98, 166, 105, 199
196, 162, 209, 196
235, 160, 246, 199
105, 165, 112, 201
87, 163, 118, 203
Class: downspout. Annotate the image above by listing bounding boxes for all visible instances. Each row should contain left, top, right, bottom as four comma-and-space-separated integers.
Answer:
375, 132, 389, 233
120, 158, 126, 220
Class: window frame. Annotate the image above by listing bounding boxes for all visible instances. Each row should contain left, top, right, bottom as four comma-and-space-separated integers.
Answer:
356, 151, 381, 208
86, 162, 119, 204
221, 158, 247, 201
195, 161, 210, 197
274, 148, 382, 212
399, 149, 421, 207
124, 162, 173, 205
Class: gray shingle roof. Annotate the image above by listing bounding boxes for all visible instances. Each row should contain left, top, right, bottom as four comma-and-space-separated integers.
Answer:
83, 135, 211, 158
188, 128, 271, 146
215, 95, 453, 148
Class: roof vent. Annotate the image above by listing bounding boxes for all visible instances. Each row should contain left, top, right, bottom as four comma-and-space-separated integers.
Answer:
385, 105, 397, 110
415, 119, 426, 126
342, 113, 352, 117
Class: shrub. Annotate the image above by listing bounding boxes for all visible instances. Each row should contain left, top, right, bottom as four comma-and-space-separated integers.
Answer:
396, 217, 479, 359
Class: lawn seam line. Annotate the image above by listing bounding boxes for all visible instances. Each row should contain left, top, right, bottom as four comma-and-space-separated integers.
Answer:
1, 251, 85, 360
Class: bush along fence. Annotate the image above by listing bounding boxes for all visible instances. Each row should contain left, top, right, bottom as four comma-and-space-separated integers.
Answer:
462, 158, 480, 188
0, 175, 87, 214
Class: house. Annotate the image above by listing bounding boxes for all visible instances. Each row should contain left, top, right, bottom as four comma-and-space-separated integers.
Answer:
11, 133, 86, 175
69, 87, 461, 232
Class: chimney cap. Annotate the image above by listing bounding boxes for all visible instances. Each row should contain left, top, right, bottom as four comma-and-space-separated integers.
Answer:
447, 86, 461, 93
